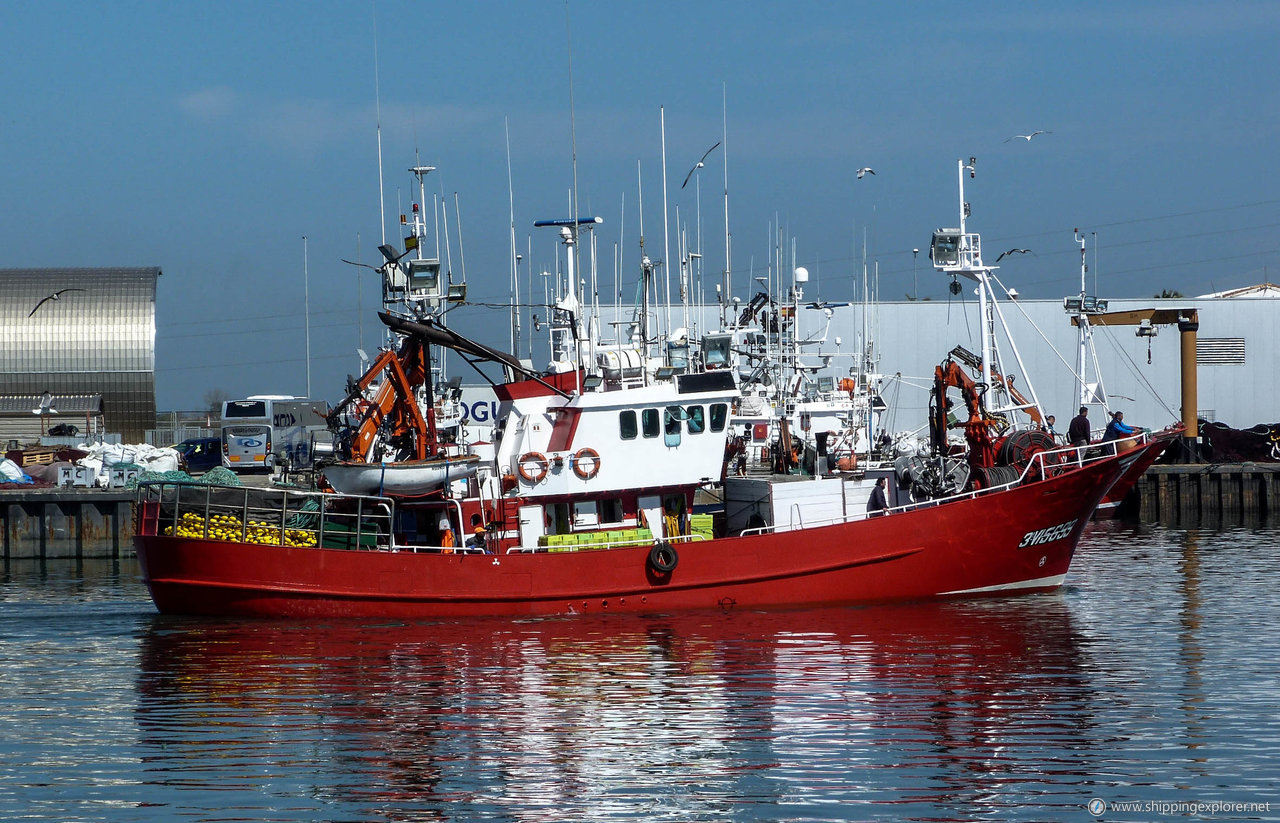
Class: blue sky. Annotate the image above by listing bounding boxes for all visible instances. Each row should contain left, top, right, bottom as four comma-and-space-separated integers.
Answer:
3, 1, 1278, 410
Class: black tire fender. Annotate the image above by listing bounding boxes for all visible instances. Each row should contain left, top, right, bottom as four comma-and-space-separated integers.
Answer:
648, 541, 678, 573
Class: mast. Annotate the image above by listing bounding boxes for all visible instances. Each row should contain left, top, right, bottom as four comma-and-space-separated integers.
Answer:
1067, 229, 1111, 412
933, 158, 1045, 427
956, 158, 994, 392
1075, 230, 1089, 407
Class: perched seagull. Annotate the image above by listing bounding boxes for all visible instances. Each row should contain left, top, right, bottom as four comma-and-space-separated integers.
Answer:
856, 167, 875, 179
995, 248, 1032, 262
681, 141, 721, 189
1004, 130, 1051, 142
28, 288, 87, 317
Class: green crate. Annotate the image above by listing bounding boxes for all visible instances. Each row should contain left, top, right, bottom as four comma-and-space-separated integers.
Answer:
319, 521, 381, 549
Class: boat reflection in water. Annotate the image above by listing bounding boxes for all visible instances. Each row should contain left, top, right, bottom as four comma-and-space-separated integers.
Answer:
135, 597, 1096, 820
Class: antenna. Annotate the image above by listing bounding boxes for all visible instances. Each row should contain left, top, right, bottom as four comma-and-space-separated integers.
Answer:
617, 191, 624, 343
372, 6, 386, 246
453, 191, 466, 286
356, 231, 363, 356
722, 82, 731, 322
302, 235, 311, 399
565, 3, 582, 317
506, 117, 520, 355
660, 105, 672, 343
527, 234, 534, 361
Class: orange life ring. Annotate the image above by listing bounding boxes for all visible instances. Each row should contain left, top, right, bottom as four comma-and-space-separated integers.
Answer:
572, 447, 601, 480
517, 452, 549, 483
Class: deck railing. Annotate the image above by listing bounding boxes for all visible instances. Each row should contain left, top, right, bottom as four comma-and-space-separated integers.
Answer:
739, 435, 1149, 538
136, 481, 393, 552
137, 481, 707, 556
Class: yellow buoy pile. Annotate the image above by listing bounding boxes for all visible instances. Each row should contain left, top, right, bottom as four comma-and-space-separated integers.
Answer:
162, 511, 317, 547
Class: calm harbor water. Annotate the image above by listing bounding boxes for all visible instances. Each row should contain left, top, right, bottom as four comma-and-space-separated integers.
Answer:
1, 520, 1277, 822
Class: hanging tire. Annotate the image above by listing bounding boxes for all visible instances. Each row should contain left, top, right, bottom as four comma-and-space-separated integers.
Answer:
648, 541, 678, 573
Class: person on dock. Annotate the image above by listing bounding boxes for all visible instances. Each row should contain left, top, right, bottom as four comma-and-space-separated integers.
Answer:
1068, 407, 1091, 447
1101, 410, 1137, 442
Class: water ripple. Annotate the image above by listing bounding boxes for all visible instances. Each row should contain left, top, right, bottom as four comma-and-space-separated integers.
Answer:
0, 524, 1277, 821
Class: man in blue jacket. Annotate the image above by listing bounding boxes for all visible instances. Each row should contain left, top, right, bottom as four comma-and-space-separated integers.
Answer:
1101, 411, 1137, 442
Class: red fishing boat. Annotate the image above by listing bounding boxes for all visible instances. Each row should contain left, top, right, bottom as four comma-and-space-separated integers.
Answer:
134, 160, 1175, 618
135, 435, 1167, 618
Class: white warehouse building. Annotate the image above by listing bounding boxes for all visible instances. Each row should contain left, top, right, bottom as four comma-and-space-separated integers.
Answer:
847, 295, 1270, 435
560, 290, 1274, 442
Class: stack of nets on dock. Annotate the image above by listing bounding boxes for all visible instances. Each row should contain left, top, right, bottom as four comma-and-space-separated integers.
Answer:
127, 465, 243, 489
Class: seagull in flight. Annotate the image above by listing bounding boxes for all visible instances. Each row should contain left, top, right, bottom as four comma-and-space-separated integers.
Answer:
995, 248, 1032, 262
1004, 131, 1051, 142
28, 288, 87, 317
681, 141, 721, 189
856, 167, 875, 179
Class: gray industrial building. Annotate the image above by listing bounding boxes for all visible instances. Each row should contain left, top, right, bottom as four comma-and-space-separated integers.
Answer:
1, 267, 159, 445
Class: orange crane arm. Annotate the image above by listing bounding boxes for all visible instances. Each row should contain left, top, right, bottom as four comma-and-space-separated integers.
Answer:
332, 338, 437, 462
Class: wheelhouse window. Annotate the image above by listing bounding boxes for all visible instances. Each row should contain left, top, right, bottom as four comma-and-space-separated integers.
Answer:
710, 402, 728, 432
686, 405, 705, 434
641, 408, 660, 438
619, 409, 638, 440
664, 406, 683, 447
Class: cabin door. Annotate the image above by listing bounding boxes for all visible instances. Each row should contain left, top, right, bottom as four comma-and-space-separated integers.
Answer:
517, 505, 545, 549
638, 494, 665, 540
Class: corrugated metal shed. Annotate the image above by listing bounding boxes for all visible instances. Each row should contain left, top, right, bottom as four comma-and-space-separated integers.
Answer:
0, 268, 158, 445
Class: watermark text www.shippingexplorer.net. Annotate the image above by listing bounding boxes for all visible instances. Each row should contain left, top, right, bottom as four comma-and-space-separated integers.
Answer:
1088, 798, 1272, 816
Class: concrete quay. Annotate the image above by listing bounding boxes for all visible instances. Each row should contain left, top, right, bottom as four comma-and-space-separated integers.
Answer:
1136, 463, 1280, 522
2, 487, 136, 560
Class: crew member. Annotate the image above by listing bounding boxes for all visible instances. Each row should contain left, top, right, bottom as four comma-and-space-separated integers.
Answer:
1068, 406, 1091, 447
1101, 410, 1137, 442
467, 513, 489, 552
866, 476, 889, 516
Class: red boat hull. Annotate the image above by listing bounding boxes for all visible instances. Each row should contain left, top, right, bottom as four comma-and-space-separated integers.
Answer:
134, 443, 1157, 619
1093, 429, 1181, 518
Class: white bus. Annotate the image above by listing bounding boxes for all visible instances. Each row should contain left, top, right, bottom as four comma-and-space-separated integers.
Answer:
221, 396, 328, 472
